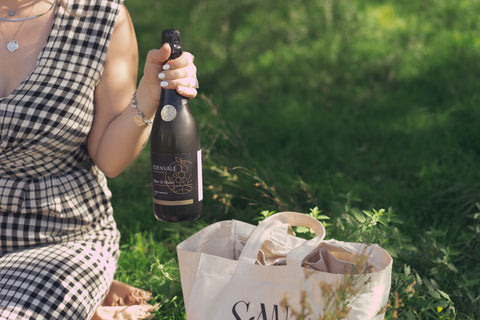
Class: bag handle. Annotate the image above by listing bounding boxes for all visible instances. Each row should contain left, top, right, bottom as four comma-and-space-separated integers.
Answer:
238, 212, 326, 267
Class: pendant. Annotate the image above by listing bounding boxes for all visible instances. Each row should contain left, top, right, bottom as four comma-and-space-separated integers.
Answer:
7, 40, 19, 53
9, 11, 15, 17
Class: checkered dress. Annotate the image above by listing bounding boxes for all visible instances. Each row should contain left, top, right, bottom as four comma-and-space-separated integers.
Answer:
0, 1, 124, 319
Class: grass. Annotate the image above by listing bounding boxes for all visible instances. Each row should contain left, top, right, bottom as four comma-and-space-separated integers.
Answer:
108, 0, 480, 318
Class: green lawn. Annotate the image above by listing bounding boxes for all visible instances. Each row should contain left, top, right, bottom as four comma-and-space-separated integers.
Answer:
109, 0, 480, 318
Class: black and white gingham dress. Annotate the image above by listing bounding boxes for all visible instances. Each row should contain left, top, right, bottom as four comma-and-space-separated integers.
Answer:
0, 1, 124, 319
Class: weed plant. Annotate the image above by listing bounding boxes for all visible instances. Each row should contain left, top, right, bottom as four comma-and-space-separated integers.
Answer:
109, 0, 480, 318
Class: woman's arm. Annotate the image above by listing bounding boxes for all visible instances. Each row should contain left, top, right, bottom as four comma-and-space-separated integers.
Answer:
88, 5, 197, 178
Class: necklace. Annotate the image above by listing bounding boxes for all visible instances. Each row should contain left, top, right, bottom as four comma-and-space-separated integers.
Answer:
0, 1, 55, 22
6, 3, 20, 18
0, 1, 56, 53
0, 3, 35, 53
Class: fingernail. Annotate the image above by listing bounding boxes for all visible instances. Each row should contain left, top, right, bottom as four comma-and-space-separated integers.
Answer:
161, 81, 168, 87
162, 64, 170, 71
158, 72, 165, 79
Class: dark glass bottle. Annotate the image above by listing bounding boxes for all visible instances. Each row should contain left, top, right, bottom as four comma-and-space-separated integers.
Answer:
150, 29, 202, 222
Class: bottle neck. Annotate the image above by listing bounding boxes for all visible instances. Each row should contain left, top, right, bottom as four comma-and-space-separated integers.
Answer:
162, 88, 188, 108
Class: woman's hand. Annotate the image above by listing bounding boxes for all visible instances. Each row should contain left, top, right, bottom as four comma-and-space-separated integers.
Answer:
136, 43, 198, 117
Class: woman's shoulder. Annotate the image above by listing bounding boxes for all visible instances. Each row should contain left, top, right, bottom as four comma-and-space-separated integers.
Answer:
115, 4, 131, 27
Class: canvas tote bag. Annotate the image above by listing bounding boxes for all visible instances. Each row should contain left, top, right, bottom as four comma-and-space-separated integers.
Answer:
177, 212, 392, 320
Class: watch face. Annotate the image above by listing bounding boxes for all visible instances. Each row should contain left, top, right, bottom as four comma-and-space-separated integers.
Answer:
161, 105, 177, 122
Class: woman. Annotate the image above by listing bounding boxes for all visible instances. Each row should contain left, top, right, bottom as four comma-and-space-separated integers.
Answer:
0, 0, 198, 319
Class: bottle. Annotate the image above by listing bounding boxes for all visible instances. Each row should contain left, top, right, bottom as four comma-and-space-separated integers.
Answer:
150, 29, 202, 222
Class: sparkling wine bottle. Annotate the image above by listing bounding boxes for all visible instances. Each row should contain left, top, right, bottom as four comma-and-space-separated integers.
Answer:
150, 29, 202, 222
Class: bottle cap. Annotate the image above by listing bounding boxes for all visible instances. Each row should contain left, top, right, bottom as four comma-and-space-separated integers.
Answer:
161, 29, 183, 60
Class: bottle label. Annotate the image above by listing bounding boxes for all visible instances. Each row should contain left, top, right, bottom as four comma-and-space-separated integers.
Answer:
151, 150, 202, 205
